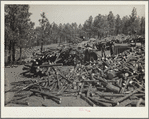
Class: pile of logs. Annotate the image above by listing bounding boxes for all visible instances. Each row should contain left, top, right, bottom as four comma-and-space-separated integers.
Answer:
21, 45, 88, 77
5, 45, 145, 107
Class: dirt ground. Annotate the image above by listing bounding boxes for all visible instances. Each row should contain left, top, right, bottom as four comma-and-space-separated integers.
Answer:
5, 65, 91, 107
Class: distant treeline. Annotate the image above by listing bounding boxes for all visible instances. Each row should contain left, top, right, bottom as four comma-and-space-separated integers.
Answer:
5, 5, 145, 63
34, 7, 145, 46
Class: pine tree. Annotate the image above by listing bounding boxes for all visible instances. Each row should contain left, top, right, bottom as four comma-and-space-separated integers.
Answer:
39, 12, 49, 52
115, 14, 121, 35
5, 5, 33, 64
140, 17, 145, 35
107, 11, 115, 35
83, 16, 93, 39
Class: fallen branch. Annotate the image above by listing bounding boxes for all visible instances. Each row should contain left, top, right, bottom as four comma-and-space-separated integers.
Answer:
80, 94, 96, 107
30, 89, 61, 101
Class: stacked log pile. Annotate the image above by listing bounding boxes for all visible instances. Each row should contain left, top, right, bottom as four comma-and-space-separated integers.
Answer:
5, 45, 145, 107
21, 45, 87, 77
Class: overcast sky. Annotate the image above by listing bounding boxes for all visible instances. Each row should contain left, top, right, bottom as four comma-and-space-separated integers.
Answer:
29, 5, 145, 28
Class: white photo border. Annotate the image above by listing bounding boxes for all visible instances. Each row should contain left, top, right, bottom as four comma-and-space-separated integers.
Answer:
1, 1, 148, 118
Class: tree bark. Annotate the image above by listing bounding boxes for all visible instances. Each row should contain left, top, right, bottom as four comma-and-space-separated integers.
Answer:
12, 41, 16, 64
98, 32, 100, 39
8, 40, 12, 64
58, 36, 61, 46
41, 39, 43, 53
19, 47, 22, 61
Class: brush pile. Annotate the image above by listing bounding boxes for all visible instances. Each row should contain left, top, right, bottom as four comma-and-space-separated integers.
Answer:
5, 45, 145, 107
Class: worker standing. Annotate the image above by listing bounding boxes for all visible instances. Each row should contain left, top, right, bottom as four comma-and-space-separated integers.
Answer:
109, 40, 114, 56
101, 42, 106, 58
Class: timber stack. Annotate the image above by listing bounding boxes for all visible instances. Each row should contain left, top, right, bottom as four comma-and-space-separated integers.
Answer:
5, 45, 145, 107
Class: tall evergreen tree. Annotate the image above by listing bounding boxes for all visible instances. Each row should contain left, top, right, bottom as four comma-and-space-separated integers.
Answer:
39, 12, 49, 52
83, 16, 93, 39
5, 5, 33, 63
140, 16, 145, 35
115, 14, 121, 35
129, 7, 138, 34
121, 16, 130, 35
107, 11, 115, 35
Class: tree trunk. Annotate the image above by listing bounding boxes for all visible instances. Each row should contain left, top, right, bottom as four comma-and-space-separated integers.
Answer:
89, 33, 91, 39
8, 40, 12, 64
19, 47, 22, 61
41, 39, 43, 53
98, 32, 99, 39
12, 41, 16, 64
58, 36, 61, 46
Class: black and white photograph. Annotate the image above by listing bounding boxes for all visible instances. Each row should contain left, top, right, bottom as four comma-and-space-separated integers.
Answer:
1, 1, 148, 118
